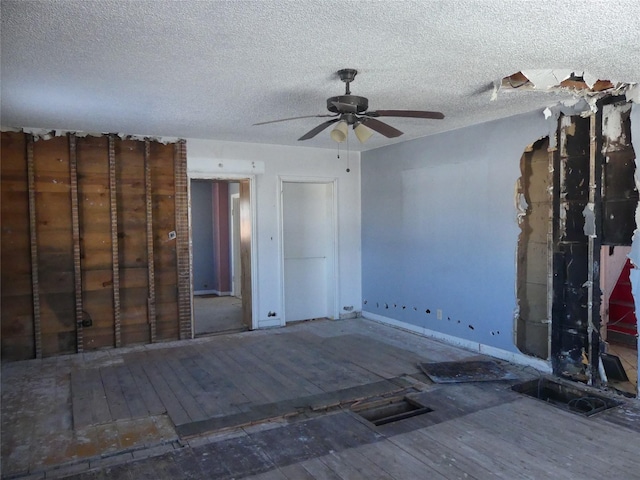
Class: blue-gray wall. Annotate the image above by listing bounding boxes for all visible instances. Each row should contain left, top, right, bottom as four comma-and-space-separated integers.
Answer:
361, 111, 552, 352
191, 180, 215, 291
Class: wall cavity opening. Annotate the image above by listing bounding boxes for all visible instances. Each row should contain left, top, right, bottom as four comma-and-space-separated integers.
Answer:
516, 137, 551, 359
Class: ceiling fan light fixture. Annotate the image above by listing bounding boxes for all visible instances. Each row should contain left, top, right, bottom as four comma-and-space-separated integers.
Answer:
330, 120, 348, 143
354, 122, 374, 143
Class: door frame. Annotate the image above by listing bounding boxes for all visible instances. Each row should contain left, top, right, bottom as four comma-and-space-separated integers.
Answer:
278, 176, 339, 324
230, 192, 241, 297
187, 173, 258, 333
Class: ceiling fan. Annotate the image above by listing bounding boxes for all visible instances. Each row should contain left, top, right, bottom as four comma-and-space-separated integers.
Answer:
254, 68, 445, 143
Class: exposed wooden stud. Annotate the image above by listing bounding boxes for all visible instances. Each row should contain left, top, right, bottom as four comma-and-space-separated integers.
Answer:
26, 135, 42, 359
174, 140, 192, 340
108, 136, 121, 347
144, 140, 157, 342
69, 134, 84, 352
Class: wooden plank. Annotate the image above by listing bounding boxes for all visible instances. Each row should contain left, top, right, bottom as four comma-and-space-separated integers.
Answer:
77, 136, 113, 351
69, 134, 83, 352
140, 357, 192, 426
299, 457, 344, 480
144, 140, 157, 343
357, 440, 449, 480
174, 141, 192, 339
108, 136, 121, 347
99, 366, 131, 420
165, 355, 221, 419
70, 369, 93, 428
189, 344, 248, 416
463, 402, 619, 479
152, 354, 207, 423
114, 365, 150, 419
26, 135, 42, 358
432, 414, 575, 479
127, 363, 166, 416
278, 463, 317, 480
387, 429, 485, 479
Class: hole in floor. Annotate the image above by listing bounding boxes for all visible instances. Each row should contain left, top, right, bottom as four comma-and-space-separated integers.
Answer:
512, 378, 622, 416
352, 396, 433, 426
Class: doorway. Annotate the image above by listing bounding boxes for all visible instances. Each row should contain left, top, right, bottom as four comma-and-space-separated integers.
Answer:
282, 180, 337, 323
190, 178, 253, 335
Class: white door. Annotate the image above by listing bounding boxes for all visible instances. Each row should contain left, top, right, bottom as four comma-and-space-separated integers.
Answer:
283, 182, 335, 322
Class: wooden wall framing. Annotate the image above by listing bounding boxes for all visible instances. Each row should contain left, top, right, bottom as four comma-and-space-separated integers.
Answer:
1, 132, 191, 360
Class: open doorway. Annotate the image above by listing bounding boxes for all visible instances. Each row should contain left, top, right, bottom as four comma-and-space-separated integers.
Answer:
600, 247, 638, 394
598, 100, 638, 395
191, 179, 252, 335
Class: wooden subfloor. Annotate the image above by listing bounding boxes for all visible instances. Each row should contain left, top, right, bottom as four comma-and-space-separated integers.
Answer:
2, 317, 640, 479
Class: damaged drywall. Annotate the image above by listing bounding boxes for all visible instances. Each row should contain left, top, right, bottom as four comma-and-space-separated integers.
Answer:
0, 126, 182, 144
494, 70, 637, 115
516, 137, 552, 359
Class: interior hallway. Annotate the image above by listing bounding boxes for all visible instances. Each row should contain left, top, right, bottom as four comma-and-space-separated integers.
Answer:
2, 318, 640, 479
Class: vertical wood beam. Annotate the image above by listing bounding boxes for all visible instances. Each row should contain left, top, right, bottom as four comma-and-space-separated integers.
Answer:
174, 140, 192, 339
108, 136, 121, 347
69, 134, 84, 352
26, 136, 42, 358
144, 140, 157, 342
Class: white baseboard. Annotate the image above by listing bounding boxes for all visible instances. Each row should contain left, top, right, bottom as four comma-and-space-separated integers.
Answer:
194, 290, 232, 296
258, 318, 282, 329
362, 311, 552, 373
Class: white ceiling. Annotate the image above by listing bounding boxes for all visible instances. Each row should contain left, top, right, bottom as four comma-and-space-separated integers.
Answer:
2, 0, 639, 151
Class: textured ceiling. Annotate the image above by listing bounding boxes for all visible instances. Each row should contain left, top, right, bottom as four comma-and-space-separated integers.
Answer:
2, 0, 639, 151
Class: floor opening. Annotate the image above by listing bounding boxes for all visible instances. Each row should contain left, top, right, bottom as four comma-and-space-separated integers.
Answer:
352, 396, 433, 426
512, 378, 621, 416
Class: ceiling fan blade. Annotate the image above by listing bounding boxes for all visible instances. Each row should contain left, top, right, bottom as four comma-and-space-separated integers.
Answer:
254, 114, 338, 126
361, 117, 403, 138
367, 110, 445, 120
298, 118, 340, 141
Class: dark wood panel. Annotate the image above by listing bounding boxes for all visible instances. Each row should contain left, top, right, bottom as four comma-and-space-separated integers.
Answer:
1, 132, 34, 360
1, 132, 184, 358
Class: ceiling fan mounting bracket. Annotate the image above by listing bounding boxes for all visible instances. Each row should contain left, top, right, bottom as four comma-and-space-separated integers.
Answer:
337, 68, 357, 83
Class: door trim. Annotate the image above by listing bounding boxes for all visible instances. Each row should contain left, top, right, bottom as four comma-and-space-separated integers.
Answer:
278, 176, 339, 324
187, 173, 258, 332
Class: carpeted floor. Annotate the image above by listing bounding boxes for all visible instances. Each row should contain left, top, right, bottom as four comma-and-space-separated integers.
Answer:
193, 295, 245, 335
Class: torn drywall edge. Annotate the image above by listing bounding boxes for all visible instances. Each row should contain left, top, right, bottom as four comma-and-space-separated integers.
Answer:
626, 103, 640, 392
363, 311, 552, 373
520, 69, 574, 90
583, 203, 597, 238
603, 103, 633, 142
0, 126, 183, 144
626, 84, 640, 104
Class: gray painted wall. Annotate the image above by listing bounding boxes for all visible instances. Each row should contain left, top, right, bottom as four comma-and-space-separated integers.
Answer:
361, 110, 553, 353
191, 180, 215, 291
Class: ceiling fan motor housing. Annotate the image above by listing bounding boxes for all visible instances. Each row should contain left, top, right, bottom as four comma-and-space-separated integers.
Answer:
327, 95, 369, 115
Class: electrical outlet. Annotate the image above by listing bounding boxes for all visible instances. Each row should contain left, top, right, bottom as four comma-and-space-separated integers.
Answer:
437, 309, 443, 320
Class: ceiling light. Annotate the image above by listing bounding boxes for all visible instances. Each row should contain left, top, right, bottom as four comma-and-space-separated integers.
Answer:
330, 120, 348, 143
354, 122, 373, 143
